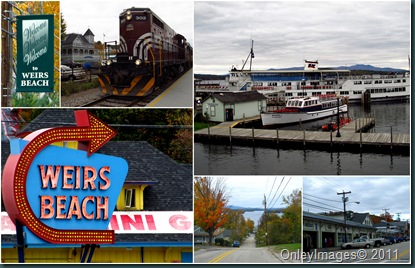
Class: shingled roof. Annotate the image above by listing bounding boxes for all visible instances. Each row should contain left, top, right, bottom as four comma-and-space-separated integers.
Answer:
1, 109, 192, 245
207, 91, 267, 104
62, 33, 91, 46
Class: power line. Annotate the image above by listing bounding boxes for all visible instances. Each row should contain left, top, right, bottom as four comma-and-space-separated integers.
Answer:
303, 193, 342, 203
303, 202, 342, 212
267, 177, 284, 208
266, 177, 277, 204
1, 120, 193, 129
269, 177, 291, 209
303, 197, 343, 211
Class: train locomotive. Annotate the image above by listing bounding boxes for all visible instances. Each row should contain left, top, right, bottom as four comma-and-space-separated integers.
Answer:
98, 7, 193, 96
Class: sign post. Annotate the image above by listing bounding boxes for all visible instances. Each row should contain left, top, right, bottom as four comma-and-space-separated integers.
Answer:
16, 15, 54, 92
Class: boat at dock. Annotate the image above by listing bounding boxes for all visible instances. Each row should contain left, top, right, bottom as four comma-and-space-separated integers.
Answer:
196, 41, 410, 104
322, 116, 352, 131
260, 95, 348, 126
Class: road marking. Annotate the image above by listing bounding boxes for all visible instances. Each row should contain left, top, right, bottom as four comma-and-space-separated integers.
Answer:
208, 249, 238, 263
391, 248, 410, 260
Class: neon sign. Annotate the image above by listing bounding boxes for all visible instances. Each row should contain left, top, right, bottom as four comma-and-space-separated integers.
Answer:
2, 110, 128, 244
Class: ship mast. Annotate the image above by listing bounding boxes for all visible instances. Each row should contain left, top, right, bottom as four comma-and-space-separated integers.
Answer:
241, 39, 254, 71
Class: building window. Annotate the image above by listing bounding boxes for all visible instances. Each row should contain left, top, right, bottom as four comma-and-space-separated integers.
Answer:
209, 105, 216, 117
125, 189, 136, 208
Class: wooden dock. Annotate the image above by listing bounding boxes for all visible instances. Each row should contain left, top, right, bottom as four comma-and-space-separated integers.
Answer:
194, 117, 409, 155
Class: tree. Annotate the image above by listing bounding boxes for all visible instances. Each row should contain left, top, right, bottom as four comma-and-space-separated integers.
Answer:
10, 1, 60, 107
194, 177, 229, 245
255, 188, 302, 246
92, 109, 192, 163
225, 210, 249, 242
246, 219, 255, 234
282, 189, 302, 243
61, 13, 67, 40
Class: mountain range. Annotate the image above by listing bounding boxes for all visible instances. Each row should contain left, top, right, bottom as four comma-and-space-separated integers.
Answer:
270, 64, 408, 73
195, 64, 409, 80
227, 205, 285, 212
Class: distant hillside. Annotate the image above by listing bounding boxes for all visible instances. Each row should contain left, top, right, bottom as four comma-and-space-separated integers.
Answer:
194, 74, 228, 80
271, 64, 408, 73
227, 205, 285, 213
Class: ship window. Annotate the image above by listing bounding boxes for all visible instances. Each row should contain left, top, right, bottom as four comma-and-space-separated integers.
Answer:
394, 80, 401, 83
125, 189, 136, 208
364, 81, 372, 84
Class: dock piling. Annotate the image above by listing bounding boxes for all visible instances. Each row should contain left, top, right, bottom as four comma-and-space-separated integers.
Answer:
276, 129, 279, 145
303, 129, 306, 148
390, 126, 393, 151
229, 126, 232, 146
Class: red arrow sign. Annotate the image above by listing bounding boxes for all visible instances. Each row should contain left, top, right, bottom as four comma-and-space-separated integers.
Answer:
2, 110, 117, 244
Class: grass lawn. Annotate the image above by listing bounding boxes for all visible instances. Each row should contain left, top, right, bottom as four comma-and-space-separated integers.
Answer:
271, 243, 301, 253
194, 122, 218, 131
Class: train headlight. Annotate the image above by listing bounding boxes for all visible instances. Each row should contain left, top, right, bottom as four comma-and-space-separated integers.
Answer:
126, 11, 132, 20
135, 59, 142, 66
106, 60, 113, 66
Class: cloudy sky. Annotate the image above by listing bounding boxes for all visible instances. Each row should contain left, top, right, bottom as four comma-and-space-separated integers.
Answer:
61, 0, 193, 46
194, 1, 410, 74
303, 177, 411, 222
213, 176, 302, 209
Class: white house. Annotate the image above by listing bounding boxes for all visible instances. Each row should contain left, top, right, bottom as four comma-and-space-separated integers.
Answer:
202, 91, 267, 122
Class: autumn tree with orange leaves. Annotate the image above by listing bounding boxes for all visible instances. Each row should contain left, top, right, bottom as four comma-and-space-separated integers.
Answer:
194, 177, 230, 245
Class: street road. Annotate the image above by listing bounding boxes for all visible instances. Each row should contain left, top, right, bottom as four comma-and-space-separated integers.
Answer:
306, 241, 410, 263
195, 234, 285, 263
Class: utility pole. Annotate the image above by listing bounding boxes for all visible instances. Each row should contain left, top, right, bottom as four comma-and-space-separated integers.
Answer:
338, 191, 351, 243
382, 208, 390, 221
263, 194, 268, 246
1, 1, 12, 107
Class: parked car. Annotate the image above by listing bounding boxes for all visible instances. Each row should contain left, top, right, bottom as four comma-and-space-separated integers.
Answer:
360, 236, 385, 247
61, 65, 86, 81
395, 236, 404, 243
384, 236, 397, 244
341, 238, 374, 249
232, 241, 240, 247
382, 237, 391, 245
61, 60, 82, 68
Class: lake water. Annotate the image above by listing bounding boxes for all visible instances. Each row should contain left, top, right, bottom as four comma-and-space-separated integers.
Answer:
194, 102, 410, 175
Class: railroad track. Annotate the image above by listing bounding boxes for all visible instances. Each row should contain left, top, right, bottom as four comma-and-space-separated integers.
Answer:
79, 68, 190, 107
81, 95, 146, 107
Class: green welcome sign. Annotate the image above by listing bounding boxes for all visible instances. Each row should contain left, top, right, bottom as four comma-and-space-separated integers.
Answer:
16, 15, 54, 92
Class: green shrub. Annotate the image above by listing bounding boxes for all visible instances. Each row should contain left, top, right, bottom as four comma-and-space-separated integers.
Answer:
215, 238, 224, 246
61, 78, 100, 96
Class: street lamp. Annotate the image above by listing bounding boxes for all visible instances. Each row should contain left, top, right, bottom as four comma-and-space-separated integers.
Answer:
336, 92, 341, 137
